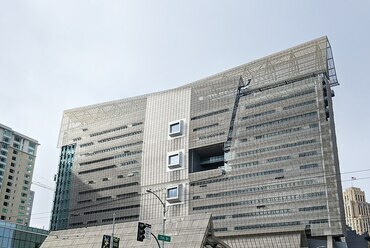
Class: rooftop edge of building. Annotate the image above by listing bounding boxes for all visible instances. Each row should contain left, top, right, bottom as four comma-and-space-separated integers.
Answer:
61, 36, 336, 116
0, 123, 40, 145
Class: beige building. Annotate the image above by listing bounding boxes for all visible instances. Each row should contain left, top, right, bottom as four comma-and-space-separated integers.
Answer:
344, 187, 370, 235
51, 37, 346, 247
0, 123, 39, 226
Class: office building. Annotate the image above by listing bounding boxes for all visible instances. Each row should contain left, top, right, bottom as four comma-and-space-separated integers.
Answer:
0, 219, 48, 248
0, 124, 39, 226
51, 36, 345, 247
344, 187, 370, 235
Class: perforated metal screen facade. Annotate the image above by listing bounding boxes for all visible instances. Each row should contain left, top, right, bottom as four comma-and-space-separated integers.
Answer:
51, 37, 345, 243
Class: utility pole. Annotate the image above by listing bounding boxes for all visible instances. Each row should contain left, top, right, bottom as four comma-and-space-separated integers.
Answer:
146, 189, 166, 248
110, 213, 115, 248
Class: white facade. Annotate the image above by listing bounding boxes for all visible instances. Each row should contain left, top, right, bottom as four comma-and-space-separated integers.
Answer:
52, 36, 345, 247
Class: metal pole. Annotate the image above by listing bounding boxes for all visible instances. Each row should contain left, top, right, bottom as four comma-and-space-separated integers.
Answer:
110, 213, 115, 248
146, 189, 166, 248
151, 232, 161, 248
163, 193, 166, 248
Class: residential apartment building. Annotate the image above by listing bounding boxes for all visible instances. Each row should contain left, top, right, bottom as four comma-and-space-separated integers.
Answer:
51, 36, 345, 247
0, 124, 38, 226
344, 187, 370, 235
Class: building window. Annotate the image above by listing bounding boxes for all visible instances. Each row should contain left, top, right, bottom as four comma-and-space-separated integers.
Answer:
169, 154, 179, 165
168, 187, 178, 198
167, 151, 183, 169
169, 120, 183, 137
166, 184, 183, 203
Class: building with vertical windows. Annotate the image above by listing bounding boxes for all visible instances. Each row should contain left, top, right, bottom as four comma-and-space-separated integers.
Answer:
0, 124, 39, 227
51, 36, 345, 247
344, 187, 370, 235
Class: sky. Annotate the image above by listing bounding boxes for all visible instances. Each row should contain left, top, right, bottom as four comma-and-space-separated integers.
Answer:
0, 0, 369, 229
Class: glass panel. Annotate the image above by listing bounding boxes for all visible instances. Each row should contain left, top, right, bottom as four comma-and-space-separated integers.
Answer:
2, 237, 9, 247
170, 123, 180, 134
167, 187, 178, 198
169, 154, 179, 165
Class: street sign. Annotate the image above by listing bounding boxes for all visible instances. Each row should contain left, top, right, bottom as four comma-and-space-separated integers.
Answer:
144, 225, 151, 240
137, 222, 151, 241
158, 234, 171, 242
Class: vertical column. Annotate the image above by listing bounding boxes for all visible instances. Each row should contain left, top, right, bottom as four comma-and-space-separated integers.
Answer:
327, 235, 333, 248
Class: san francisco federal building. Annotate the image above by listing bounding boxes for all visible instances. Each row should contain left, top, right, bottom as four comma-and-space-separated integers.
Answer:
50, 36, 345, 248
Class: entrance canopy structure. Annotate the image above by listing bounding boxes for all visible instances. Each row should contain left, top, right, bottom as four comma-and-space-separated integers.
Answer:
41, 214, 229, 248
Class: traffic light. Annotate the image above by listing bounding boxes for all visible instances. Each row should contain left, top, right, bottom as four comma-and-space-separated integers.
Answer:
101, 235, 110, 248
137, 222, 146, 241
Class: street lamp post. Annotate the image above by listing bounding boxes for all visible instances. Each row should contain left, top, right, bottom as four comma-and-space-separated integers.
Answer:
110, 213, 115, 248
146, 189, 166, 248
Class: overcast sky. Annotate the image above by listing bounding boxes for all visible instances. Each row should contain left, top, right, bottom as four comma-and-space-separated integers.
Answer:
1, 1, 369, 229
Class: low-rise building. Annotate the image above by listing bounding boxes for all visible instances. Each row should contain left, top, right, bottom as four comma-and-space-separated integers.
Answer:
0, 220, 48, 248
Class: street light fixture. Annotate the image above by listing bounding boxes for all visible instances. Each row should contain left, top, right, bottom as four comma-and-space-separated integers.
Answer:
146, 189, 167, 248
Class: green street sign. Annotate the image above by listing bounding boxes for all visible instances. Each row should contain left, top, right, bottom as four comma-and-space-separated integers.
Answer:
158, 234, 171, 242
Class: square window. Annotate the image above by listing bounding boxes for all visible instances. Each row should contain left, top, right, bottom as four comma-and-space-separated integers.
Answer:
169, 120, 183, 137
166, 184, 183, 203
167, 151, 183, 169
169, 154, 179, 165
167, 187, 178, 198
170, 123, 180, 134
